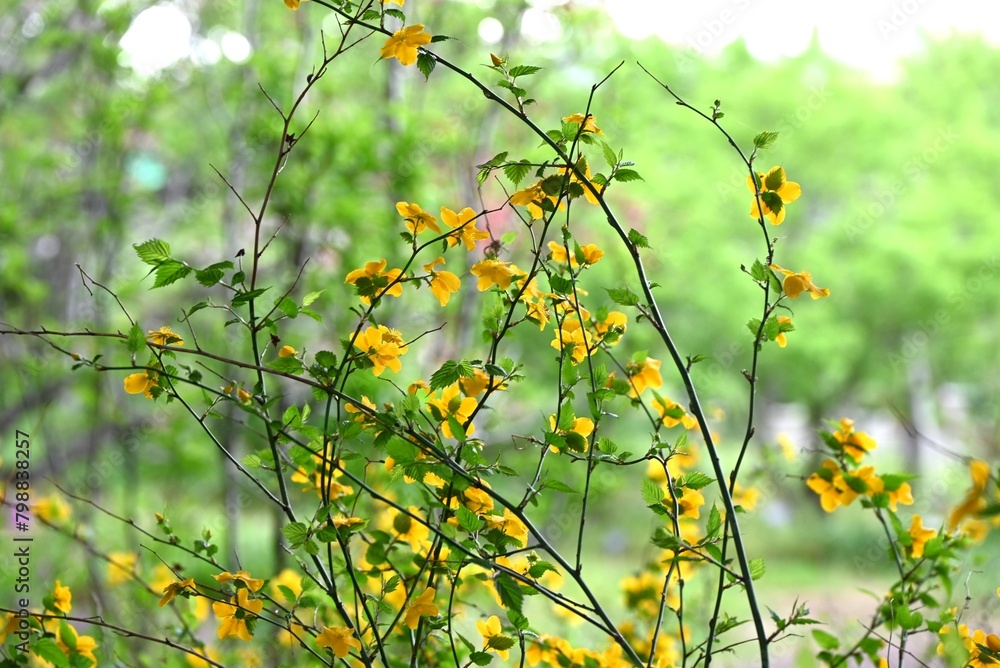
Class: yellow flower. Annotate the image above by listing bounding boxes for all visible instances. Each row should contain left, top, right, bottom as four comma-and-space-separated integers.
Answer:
593, 310, 626, 344
884, 481, 914, 511
107, 551, 138, 585
284, 0, 307, 9
124, 371, 157, 398
562, 113, 603, 135
353, 325, 408, 376
159, 578, 197, 607
56, 624, 98, 665
547, 240, 604, 266
769, 264, 830, 300
832, 418, 878, 462
732, 483, 761, 511
213, 570, 264, 592
674, 487, 705, 519
147, 325, 183, 346
550, 321, 593, 365
278, 345, 296, 358
441, 206, 489, 250
777, 433, 797, 461
344, 258, 404, 304
547, 413, 594, 453
403, 588, 439, 629
747, 166, 801, 225
560, 159, 601, 206
237, 387, 252, 403
269, 569, 302, 606
458, 368, 506, 396
52, 580, 72, 614
186, 646, 221, 668
807, 459, 855, 512
212, 588, 263, 641
470, 259, 514, 291
947, 459, 991, 531
477, 615, 512, 660
33, 495, 72, 524
383, 0, 404, 5
380, 24, 432, 66
385, 506, 430, 552
427, 383, 477, 438
316, 625, 361, 658
651, 396, 698, 430
397, 201, 439, 234
775, 315, 793, 347
626, 356, 663, 397
907, 515, 937, 559
510, 181, 562, 219
422, 257, 461, 306
485, 508, 528, 546
464, 486, 495, 515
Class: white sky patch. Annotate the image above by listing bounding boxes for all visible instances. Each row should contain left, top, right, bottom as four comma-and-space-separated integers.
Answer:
605, 0, 1000, 81
118, 4, 192, 76
478, 16, 505, 44
220, 31, 252, 63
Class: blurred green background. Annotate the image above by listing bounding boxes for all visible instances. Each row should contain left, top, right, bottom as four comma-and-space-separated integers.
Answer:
2, 0, 999, 665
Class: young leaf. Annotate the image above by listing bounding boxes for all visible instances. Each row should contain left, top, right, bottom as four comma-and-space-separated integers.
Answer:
133, 238, 171, 265
417, 52, 435, 81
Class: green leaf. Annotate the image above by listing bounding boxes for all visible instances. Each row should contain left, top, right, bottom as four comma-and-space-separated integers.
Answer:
268, 357, 304, 375
456, 505, 485, 533
32, 638, 69, 668
679, 471, 715, 490
706, 504, 722, 538
153, 260, 192, 288
548, 274, 573, 295
417, 52, 435, 81
641, 479, 664, 506
812, 629, 840, 650
541, 479, 578, 494
508, 64, 543, 77
302, 290, 324, 307
430, 34, 453, 43
487, 635, 516, 652
195, 266, 226, 287
495, 572, 524, 613
613, 168, 644, 182
469, 652, 493, 666
232, 287, 271, 308
133, 239, 171, 265
243, 454, 262, 468
753, 131, 779, 150
749, 556, 766, 581
600, 141, 617, 168
627, 228, 649, 248
746, 318, 762, 336
605, 287, 639, 306
429, 359, 474, 391
276, 296, 299, 318
126, 323, 145, 354
503, 160, 531, 186
281, 522, 310, 546
749, 259, 769, 282
384, 8, 405, 20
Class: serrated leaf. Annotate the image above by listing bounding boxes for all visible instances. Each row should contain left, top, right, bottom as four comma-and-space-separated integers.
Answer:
417, 52, 435, 81
429, 359, 474, 391
503, 161, 531, 186
196, 266, 226, 287
384, 8, 405, 20
641, 479, 664, 506
268, 356, 305, 375
628, 228, 649, 248
706, 504, 722, 538
680, 471, 715, 490
133, 238, 171, 265
612, 168, 643, 182
302, 290, 323, 306
749, 556, 766, 581
605, 287, 639, 306
746, 318, 762, 336
281, 522, 310, 546
541, 479, 578, 494
153, 260, 192, 288
32, 638, 69, 668
126, 323, 145, 354
749, 259, 769, 282
753, 131, 779, 150
508, 64, 543, 77
430, 34, 453, 43
601, 141, 617, 169
243, 454, 262, 468
469, 652, 493, 666
232, 287, 270, 308
495, 572, 523, 613
456, 505, 485, 533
